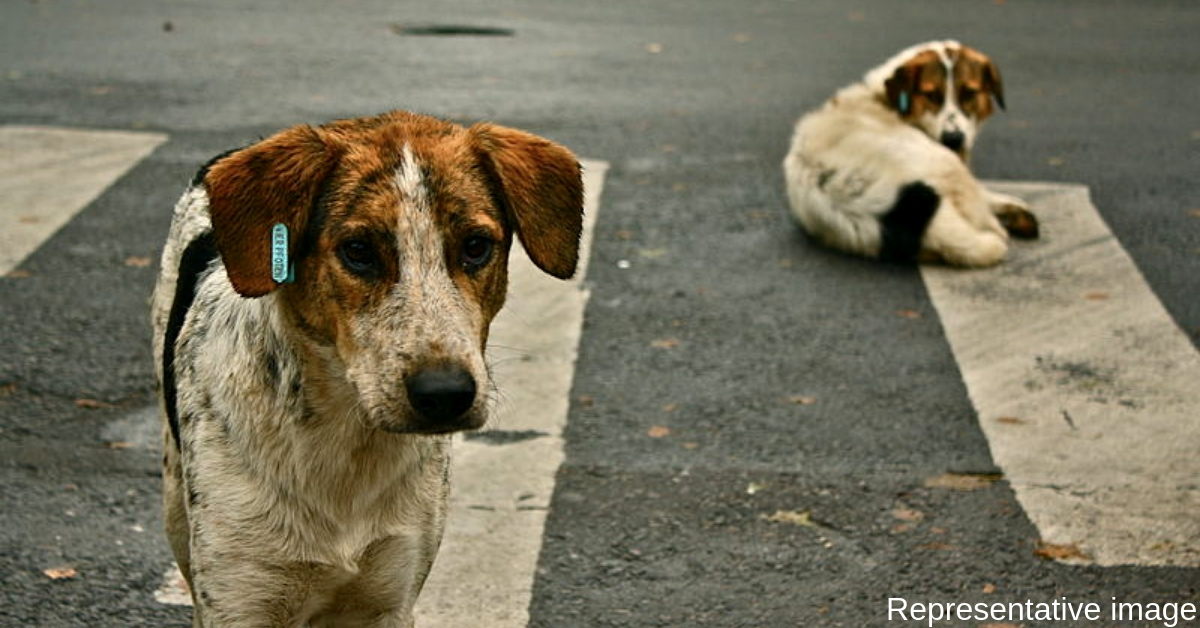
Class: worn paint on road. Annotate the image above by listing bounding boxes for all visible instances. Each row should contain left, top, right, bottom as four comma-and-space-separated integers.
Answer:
922, 182, 1200, 567
0, 126, 167, 275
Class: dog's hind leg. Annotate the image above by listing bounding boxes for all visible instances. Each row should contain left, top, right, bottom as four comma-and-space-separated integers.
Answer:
878, 182, 940, 262
161, 426, 199, 614
922, 202, 1009, 267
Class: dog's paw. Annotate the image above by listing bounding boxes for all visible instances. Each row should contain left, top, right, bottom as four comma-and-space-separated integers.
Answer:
997, 207, 1039, 239
987, 192, 1039, 239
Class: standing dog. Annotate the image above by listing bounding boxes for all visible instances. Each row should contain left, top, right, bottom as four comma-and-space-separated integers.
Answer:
152, 111, 584, 627
783, 40, 1038, 266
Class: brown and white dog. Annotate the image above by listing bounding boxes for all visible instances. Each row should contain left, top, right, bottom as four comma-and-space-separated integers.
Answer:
151, 111, 584, 627
783, 40, 1038, 266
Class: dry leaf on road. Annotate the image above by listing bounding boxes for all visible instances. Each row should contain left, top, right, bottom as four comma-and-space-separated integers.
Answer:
892, 507, 925, 523
923, 472, 1002, 491
650, 337, 680, 349
43, 567, 78, 580
764, 509, 814, 527
647, 425, 671, 438
1034, 541, 1091, 562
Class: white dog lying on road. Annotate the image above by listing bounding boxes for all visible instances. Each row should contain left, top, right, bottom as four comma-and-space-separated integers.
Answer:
783, 40, 1038, 266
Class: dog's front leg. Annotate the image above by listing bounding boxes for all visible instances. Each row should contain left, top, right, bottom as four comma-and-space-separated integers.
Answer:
187, 556, 317, 628
181, 482, 315, 627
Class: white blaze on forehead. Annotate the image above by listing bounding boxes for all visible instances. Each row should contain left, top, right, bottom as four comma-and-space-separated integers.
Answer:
377, 141, 477, 364
392, 143, 450, 286
936, 45, 961, 119
395, 143, 428, 206
863, 39, 962, 94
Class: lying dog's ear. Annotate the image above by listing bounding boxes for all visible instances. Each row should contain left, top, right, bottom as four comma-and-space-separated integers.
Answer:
884, 64, 919, 116
471, 124, 584, 280
203, 125, 341, 297
982, 60, 1006, 111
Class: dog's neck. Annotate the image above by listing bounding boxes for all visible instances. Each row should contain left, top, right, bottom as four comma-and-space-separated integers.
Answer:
212, 289, 445, 559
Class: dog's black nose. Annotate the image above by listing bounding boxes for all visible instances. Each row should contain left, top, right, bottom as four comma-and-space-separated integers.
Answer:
940, 130, 966, 153
406, 367, 477, 423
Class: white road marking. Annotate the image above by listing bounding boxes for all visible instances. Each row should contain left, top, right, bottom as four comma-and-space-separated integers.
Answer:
922, 181, 1200, 567
414, 160, 607, 626
0, 125, 167, 275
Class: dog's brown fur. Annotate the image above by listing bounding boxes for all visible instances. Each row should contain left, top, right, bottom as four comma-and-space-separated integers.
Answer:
152, 111, 584, 627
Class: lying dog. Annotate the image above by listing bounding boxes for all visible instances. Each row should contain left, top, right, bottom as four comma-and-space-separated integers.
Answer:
151, 111, 584, 627
783, 40, 1038, 266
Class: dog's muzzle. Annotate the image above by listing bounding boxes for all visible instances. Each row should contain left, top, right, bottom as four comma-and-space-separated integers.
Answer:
939, 130, 966, 154
403, 366, 481, 432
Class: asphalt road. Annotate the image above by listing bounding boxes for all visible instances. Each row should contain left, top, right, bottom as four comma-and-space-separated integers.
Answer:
1, 1, 1197, 627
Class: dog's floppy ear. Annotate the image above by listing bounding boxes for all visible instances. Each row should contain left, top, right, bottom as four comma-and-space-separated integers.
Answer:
471, 123, 584, 280
203, 124, 341, 297
982, 60, 1006, 111
884, 63, 920, 115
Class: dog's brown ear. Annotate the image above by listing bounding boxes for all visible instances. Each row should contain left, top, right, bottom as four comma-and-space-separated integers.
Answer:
203, 124, 340, 297
884, 63, 920, 115
471, 123, 584, 280
982, 60, 1006, 111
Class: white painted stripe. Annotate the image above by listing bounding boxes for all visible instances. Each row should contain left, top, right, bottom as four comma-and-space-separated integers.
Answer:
414, 160, 607, 627
0, 126, 168, 275
922, 181, 1200, 567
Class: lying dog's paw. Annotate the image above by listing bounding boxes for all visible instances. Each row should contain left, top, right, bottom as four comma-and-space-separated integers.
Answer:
997, 207, 1039, 239
988, 191, 1039, 240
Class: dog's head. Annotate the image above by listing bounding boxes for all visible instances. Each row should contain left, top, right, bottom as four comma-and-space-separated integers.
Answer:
201, 111, 583, 435
873, 40, 1006, 161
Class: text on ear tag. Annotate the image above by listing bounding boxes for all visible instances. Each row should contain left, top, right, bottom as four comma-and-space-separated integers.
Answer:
271, 223, 294, 284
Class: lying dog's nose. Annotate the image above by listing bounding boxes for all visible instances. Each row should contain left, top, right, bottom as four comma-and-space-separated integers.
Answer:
405, 367, 477, 423
940, 130, 966, 153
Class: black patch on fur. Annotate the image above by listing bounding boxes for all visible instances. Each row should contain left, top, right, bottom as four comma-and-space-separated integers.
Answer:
817, 169, 837, 190
162, 231, 219, 450
187, 483, 202, 509
262, 350, 281, 390
189, 147, 242, 187
879, 182, 940, 262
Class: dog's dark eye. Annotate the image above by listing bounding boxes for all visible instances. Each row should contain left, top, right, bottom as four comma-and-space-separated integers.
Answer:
338, 239, 379, 276
959, 87, 978, 101
461, 235, 495, 270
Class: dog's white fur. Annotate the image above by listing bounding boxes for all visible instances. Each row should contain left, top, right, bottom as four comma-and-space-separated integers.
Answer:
783, 40, 1037, 266
152, 111, 583, 627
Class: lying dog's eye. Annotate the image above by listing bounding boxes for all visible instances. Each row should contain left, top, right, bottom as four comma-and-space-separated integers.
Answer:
461, 235, 495, 270
959, 87, 978, 101
338, 239, 379, 276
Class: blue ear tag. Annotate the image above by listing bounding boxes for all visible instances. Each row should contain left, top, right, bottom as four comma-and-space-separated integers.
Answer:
898, 91, 910, 114
271, 223, 294, 284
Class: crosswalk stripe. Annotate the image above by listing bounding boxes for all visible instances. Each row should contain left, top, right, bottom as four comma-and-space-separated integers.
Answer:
0, 126, 167, 275
414, 159, 607, 626
921, 181, 1200, 567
